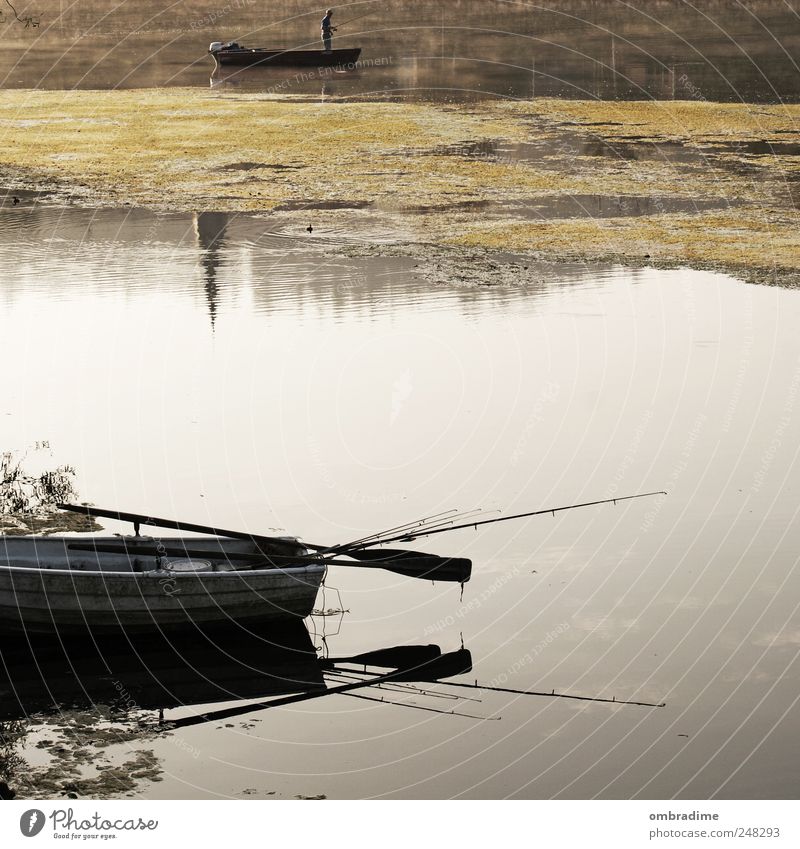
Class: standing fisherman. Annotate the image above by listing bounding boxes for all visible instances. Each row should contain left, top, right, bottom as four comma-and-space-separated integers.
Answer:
321, 8, 336, 53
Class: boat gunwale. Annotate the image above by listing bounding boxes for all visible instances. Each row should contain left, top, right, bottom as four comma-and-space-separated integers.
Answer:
210, 47, 361, 55
210, 46, 362, 67
0, 562, 326, 579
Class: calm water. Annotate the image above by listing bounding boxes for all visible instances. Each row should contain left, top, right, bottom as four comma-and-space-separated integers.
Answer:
1, 201, 799, 798
1, 0, 798, 101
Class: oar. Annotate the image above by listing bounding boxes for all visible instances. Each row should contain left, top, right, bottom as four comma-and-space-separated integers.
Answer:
322, 645, 472, 689
57, 503, 465, 566
56, 503, 468, 579
56, 503, 300, 552
347, 491, 667, 549
322, 644, 441, 670
338, 550, 470, 583
69, 541, 287, 563
65, 541, 471, 583
390, 648, 472, 682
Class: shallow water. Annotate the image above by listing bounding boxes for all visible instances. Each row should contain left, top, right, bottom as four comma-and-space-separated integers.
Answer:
1, 0, 798, 101
1, 201, 799, 798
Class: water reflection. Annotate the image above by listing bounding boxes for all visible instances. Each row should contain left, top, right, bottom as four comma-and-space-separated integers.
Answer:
194, 211, 230, 328
3, 197, 800, 798
0, 623, 476, 798
210, 66, 346, 101
0, 623, 324, 722
0, 199, 589, 322
0, 612, 671, 799
0, 623, 320, 797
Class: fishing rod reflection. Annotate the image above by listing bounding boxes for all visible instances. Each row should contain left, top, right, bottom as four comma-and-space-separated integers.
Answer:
0, 621, 472, 796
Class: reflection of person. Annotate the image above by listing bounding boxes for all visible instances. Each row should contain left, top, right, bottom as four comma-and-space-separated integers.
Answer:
321, 8, 336, 53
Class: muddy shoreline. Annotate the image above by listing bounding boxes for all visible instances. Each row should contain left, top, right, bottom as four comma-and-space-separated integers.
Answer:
1, 90, 798, 287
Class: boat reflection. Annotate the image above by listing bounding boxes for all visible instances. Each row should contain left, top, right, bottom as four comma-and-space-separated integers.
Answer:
0, 621, 324, 722
209, 63, 360, 95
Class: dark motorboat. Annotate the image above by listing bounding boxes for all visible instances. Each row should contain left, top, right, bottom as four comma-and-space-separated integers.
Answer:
209, 42, 362, 68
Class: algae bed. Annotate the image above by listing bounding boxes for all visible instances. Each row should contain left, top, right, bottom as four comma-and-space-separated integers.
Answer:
0, 88, 798, 285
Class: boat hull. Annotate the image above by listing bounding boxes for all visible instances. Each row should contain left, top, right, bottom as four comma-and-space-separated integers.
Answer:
212, 47, 362, 68
0, 535, 325, 636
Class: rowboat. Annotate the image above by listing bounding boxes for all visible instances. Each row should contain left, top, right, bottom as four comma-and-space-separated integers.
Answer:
209, 42, 362, 68
0, 534, 325, 636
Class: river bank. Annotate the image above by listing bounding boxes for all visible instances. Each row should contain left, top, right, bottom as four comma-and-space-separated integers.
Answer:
1, 89, 798, 285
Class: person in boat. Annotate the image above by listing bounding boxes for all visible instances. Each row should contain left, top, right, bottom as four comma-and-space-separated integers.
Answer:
321, 8, 336, 53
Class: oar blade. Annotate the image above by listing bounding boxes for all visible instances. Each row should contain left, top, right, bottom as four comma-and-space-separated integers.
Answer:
391, 649, 473, 682
349, 548, 443, 562
382, 557, 471, 584
345, 548, 472, 584
325, 644, 442, 670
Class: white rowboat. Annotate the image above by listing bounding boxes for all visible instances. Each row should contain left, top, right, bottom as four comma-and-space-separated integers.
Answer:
0, 535, 325, 636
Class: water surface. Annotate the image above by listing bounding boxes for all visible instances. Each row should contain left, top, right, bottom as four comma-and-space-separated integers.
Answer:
2, 0, 798, 101
1, 201, 799, 798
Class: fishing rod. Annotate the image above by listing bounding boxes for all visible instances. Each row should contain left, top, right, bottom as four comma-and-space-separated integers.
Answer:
335, 667, 666, 708
326, 668, 482, 702
375, 508, 490, 538
381, 681, 482, 703
332, 507, 491, 554
335, 10, 377, 28
327, 675, 460, 701
340, 691, 497, 720
349, 491, 667, 549
440, 680, 666, 708
330, 508, 460, 551
343, 508, 488, 547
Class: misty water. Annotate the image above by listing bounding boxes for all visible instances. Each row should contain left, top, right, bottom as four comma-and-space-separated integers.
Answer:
1, 0, 799, 101
1, 201, 799, 798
